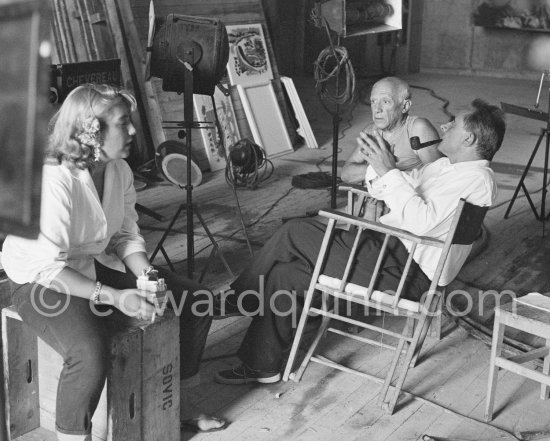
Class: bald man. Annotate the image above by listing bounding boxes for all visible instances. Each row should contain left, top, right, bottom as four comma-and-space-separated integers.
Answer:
342, 76, 441, 185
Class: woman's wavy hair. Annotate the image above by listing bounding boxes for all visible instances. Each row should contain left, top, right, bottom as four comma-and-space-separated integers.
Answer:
46, 83, 137, 169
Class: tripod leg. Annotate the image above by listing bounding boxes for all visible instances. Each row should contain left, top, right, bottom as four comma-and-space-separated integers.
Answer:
198, 247, 217, 284
523, 182, 540, 219
210, 94, 254, 257
150, 204, 185, 262
233, 186, 254, 257
504, 131, 545, 219
135, 203, 164, 222
160, 247, 176, 273
330, 112, 341, 209
193, 206, 235, 279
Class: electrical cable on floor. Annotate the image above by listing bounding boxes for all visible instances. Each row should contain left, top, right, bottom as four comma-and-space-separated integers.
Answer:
224, 139, 274, 189
401, 389, 522, 441
410, 83, 455, 121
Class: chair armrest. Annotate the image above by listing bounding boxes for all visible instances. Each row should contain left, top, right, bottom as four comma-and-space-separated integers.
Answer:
318, 209, 445, 248
338, 184, 371, 197
339, 184, 373, 219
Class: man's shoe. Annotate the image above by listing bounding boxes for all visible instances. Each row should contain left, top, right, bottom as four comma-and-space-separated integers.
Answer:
214, 364, 281, 385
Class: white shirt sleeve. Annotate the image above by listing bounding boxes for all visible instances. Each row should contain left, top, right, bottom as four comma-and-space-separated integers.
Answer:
367, 163, 493, 237
108, 161, 146, 260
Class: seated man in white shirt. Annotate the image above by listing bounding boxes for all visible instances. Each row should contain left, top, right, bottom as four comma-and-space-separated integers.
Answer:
214, 99, 506, 385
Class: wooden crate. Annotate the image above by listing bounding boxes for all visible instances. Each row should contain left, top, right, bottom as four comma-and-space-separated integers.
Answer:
1, 307, 180, 441
0, 276, 13, 441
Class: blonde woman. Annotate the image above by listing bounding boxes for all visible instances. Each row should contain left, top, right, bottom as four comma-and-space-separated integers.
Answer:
1, 84, 226, 440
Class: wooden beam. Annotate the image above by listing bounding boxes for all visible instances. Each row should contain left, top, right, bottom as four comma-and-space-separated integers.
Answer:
104, 0, 165, 164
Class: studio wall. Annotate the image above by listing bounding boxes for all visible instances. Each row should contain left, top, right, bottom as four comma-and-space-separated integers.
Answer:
420, 0, 549, 79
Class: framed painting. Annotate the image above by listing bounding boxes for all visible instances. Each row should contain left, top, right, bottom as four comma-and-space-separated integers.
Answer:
193, 85, 240, 171
237, 82, 293, 158
473, 0, 550, 32
0, 0, 51, 238
225, 23, 274, 87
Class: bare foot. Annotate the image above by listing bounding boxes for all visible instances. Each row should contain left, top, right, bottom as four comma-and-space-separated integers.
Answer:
181, 414, 227, 433
180, 391, 228, 432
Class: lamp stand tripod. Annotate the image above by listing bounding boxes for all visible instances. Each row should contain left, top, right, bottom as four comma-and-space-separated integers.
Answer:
209, 91, 254, 257
504, 84, 550, 236
150, 47, 233, 281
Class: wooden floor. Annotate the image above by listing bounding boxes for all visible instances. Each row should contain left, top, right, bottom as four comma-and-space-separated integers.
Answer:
131, 73, 550, 441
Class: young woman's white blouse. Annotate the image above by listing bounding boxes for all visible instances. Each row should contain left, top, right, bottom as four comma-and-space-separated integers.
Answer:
2, 159, 146, 286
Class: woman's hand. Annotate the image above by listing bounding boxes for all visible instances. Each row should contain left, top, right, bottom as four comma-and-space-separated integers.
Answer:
112, 289, 157, 321
357, 129, 397, 177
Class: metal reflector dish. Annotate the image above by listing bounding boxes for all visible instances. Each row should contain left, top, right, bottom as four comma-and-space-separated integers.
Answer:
155, 140, 202, 188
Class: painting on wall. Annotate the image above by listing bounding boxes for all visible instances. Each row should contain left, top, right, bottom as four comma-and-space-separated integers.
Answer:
473, 0, 550, 32
225, 23, 274, 86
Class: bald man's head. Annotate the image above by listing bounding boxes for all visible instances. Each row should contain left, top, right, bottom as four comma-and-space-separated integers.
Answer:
369, 77, 412, 131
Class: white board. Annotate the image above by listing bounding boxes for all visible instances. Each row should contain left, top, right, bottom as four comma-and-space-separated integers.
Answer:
237, 82, 293, 158
280, 76, 318, 149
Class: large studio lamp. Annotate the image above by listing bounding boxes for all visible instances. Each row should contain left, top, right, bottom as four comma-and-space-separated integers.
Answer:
146, 2, 230, 278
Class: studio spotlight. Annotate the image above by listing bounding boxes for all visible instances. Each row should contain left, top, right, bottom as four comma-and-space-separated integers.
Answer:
317, 0, 402, 37
146, 2, 232, 279
148, 12, 229, 95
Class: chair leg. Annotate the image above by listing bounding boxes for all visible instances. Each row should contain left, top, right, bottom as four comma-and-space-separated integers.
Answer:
283, 292, 317, 382
383, 311, 432, 414
484, 313, 505, 422
541, 338, 550, 400
293, 315, 332, 381
428, 290, 444, 341
283, 219, 337, 382
410, 292, 441, 368
378, 316, 414, 407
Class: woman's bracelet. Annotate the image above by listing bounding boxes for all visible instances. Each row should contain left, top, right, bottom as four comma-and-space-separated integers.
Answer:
141, 265, 158, 280
92, 281, 103, 305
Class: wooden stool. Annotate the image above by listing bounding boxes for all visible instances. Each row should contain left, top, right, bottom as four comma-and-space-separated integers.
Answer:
485, 302, 550, 422
1, 306, 180, 441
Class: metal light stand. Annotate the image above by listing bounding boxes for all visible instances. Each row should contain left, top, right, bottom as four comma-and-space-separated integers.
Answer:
504, 70, 550, 236
316, 32, 353, 209
151, 47, 233, 281
210, 91, 254, 257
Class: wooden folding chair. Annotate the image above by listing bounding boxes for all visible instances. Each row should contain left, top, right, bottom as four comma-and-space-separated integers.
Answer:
340, 183, 387, 221
282, 198, 488, 414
